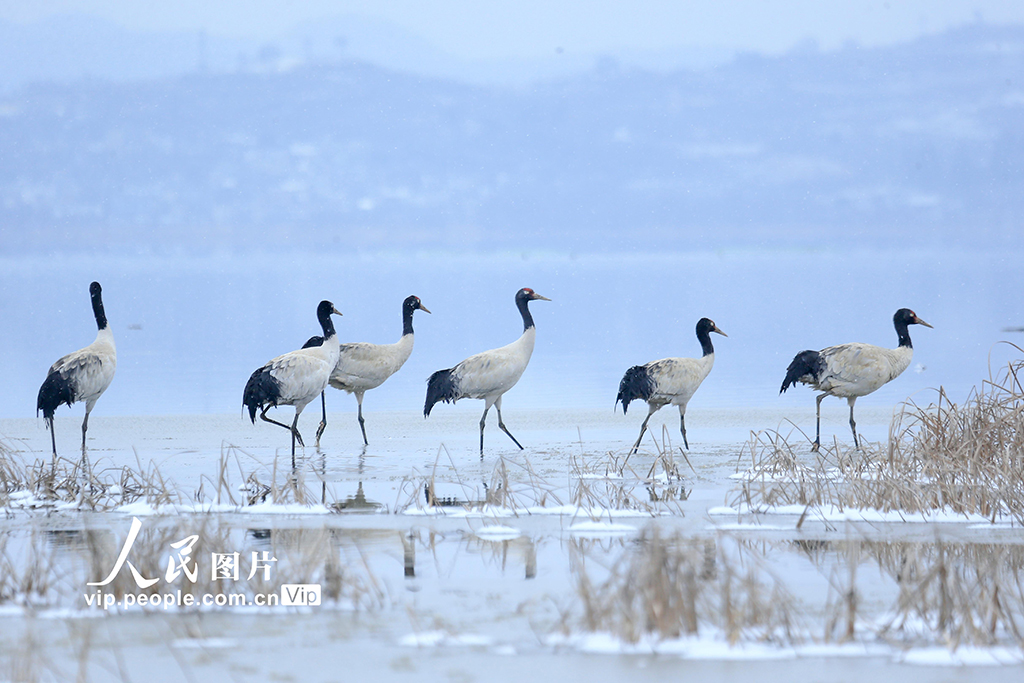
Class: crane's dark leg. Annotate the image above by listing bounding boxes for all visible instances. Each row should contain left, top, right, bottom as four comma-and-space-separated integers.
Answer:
812, 394, 826, 452
630, 404, 658, 454
260, 405, 304, 464
290, 410, 305, 470
478, 404, 490, 456
314, 392, 327, 448
356, 391, 368, 446
81, 410, 90, 455
495, 400, 524, 451
678, 406, 689, 450
290, 424, 296, 470
848, 397, 859, 449
81, 399, 99, 463
46, 417, 57, 462
259, 405, 293, 433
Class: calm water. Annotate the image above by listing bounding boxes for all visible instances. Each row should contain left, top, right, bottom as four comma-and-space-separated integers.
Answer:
2, 248, 1021, 421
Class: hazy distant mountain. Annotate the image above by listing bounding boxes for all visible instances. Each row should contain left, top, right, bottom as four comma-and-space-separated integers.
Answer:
0, 13, 733, 92
1, 23, 1022, 253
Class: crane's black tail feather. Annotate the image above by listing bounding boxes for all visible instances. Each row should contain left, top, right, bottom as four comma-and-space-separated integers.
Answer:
242, 366, 282, 422
616, 365, 654, 414
424, 368, 459, 417
37, 371, 75, 421
781, 350, 824, 394
302, 336, 324, 349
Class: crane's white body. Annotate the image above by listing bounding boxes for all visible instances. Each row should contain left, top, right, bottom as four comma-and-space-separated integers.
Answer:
617, 317, 725, 453
330, 333, 414, 394
424, 288, 549, 454
639, 353, 714, 410
46, 327, 117, 414
448, 326, 536, 403
38, 281, 116, 458
781, 308, 931, 450
310, 295, 429, 446
243, 300, 342, 466
264, 338, 340, 411
806, 343, 913, 398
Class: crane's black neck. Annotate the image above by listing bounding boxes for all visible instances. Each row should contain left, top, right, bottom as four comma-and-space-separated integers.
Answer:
516, 295, 535, 332
318, 305, 337, 340
402, 300, 416, 337
697, 325, 715, 357
895, 320, 913, 349
90, 283, 108, 330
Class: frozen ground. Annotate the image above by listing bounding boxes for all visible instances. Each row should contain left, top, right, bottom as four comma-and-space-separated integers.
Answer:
1, 405, 1023, 682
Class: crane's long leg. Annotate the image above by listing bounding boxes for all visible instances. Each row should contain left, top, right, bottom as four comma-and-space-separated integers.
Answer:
46, 417, 57, 462
314, 392, 327, 448
356, 391, 368, 446
259, 405, 292, 431
812, 394, 826, 452
630, 404, 658, 454
260, 406, 304, 448
81, 409, 90, 454
81, 399, 98, 461
290, 409, 305, 470
478, 404, 491, 456
848, 397, 859, 449
678, 406, 689, 451
495, 397, 523, 451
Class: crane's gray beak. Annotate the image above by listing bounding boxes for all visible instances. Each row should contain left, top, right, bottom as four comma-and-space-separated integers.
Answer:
419, 303, 432, 314
915, 316, 933, 328
532, 293, 552, 302
713, 326, 728, 337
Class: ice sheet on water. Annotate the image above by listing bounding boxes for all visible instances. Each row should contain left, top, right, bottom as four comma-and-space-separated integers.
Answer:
473, 524, 522, 539
709, 503, 998, 525
566, 521, 638, 537
898, 646, 1024, 667
547, 631, 799, 659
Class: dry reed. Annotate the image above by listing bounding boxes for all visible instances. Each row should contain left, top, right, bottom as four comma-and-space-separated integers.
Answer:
734, 355, 1024, 522
566, 527, 800, 645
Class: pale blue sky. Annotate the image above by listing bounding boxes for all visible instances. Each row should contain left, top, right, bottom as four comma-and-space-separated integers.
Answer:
5, 0, 1024, 60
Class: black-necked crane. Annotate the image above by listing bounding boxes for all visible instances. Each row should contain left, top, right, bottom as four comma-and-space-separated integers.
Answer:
780, 308, 933, 451
424, 288, 550, 455
302, 295, 430, 446
616, 317, 727, 453
36, 281, 117, 461
243, 300, 342, 468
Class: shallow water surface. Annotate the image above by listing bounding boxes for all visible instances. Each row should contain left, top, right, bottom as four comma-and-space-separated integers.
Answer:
2, 405, 1023, 681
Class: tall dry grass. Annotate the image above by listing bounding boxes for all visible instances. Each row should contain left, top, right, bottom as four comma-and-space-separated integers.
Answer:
0, 444, 332, 513
735, 355, 1024, 522
0, 450, 181, 512
874, 540, 1024, 647
401, 446, 682, 516
565, 527, 800, 645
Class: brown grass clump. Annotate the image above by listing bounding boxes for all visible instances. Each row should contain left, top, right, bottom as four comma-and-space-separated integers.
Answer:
892, 355, 1024, 521
0, 450, 182, 512
197, 445, 326, 508
403, 446, 679, 516
566, 527, 800, 645
0, 444, 333, 513
734, 355, 1024, 521
406, 448, 567, 514
810, 538, 1024, 649
874, 540, 1024, 648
